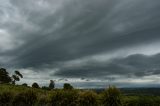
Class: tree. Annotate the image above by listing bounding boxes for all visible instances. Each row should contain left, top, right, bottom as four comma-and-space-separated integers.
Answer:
49, 80, 55, 89
0, 68, 11, 84
15, 71, 23, 78
63, 83, 73, 90
12, 70, 23, 84
32, 82, 39, 88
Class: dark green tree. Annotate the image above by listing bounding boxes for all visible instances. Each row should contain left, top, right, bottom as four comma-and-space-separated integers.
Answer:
49, 80, 55, 89
0, 68, 11, 84
32, 82, 39, 88
63, 83, 73, 90
12, 70, 23, 84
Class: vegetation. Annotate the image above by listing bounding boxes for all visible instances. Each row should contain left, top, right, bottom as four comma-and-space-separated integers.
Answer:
63, 83, 73, 90
78, 91, 98, 106
49, 90, 79, 106
0, 68, 23, 85
22, 83, 28, 87
101, 86, 122, 106
1, 68, 160, 106
12, 90, 37, 106
0, 84, 160, 106
0, 68, 12, 84
12, 70, 23, 85
49, 80, 55, 89
32, 82, 40, 88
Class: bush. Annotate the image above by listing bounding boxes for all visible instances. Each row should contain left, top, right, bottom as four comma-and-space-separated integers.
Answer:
22, 83, 28, 87
12, 90, 37, 106
78, 91, 98, 106
0, 91, 13, 106
123, 97, 138, 106
49, 90, 78, 106
32, 82, 39, 88
37, 95, 50, 106
63, 83, 73, 90
42, 86, 51, 90
123, 96, 159, 106
137, 96, 155, 106
102, 86, 122, 106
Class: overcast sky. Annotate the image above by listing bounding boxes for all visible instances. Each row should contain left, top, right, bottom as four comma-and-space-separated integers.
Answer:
1, 0, 160, 88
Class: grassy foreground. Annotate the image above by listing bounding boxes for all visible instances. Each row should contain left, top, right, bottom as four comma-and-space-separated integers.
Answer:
0, 84, 160, 106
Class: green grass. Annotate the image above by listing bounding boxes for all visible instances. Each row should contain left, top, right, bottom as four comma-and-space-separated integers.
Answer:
0, 84, 160, 106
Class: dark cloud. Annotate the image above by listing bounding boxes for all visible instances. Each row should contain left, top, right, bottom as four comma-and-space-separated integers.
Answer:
0, 0, 160, 87
54, 53, 160, 78
6, 0, 160, 68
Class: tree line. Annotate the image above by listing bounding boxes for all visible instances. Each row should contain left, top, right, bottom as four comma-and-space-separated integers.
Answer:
0, 68, 73, 90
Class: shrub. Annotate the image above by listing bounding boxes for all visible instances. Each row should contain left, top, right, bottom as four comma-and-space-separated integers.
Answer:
12, 90, 37, 106
78, 91, 98, 106
0, 91, 13, 106
32, 82, 39, 88
49, 90, 78, 106
63, 83, 73, 90
153, 97, 160, 106
137, 96, 155, 106
22, 83, 28, 87
102, 86, 122, 106
122, 97, 138, 106
42, 86, 51, 90
37, 95, 50, 106
123, 96, 158, 106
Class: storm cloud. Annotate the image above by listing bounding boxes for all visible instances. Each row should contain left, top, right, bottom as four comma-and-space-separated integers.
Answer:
1, 0, 160, 87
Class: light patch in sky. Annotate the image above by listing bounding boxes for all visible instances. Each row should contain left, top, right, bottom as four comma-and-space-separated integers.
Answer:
0, 29, 21, 51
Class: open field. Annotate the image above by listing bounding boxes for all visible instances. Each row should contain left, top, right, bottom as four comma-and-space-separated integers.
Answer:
1, 84, 160, 106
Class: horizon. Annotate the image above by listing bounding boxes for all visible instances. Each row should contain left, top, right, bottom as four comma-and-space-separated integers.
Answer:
1, 0, 160, 88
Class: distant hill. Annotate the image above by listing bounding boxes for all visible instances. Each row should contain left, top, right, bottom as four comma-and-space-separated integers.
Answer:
90, 88, 160, 96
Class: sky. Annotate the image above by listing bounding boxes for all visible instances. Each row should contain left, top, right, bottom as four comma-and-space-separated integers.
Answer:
1, 0, 160, 88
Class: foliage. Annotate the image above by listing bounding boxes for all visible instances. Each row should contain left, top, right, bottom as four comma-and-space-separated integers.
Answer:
42, 86, 51, 90
49, 80, 55, 89
0, 68, 23, 85
137, 96, 155, 106
12, 90, 37, 106
32, 82, 40, 88
0, 91, 13, 106
14, 71, 23, 78
37, 95, 50, 106
12, 71, 23, 84
122, 96, 160, 106
0, 68, 12, 84
0, 84, 160, 106
78, 91, 98, 106
22, 83, 28, 87
102, 86, 122, 106
63, 83, 73, 90
49, 90, 79, 106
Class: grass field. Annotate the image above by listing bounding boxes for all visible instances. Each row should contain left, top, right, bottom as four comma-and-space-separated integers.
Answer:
0, 84, 160, 106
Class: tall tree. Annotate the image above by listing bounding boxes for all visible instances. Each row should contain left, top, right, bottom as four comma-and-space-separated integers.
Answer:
12, 70, 23, 84
0, 68, 11, 84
